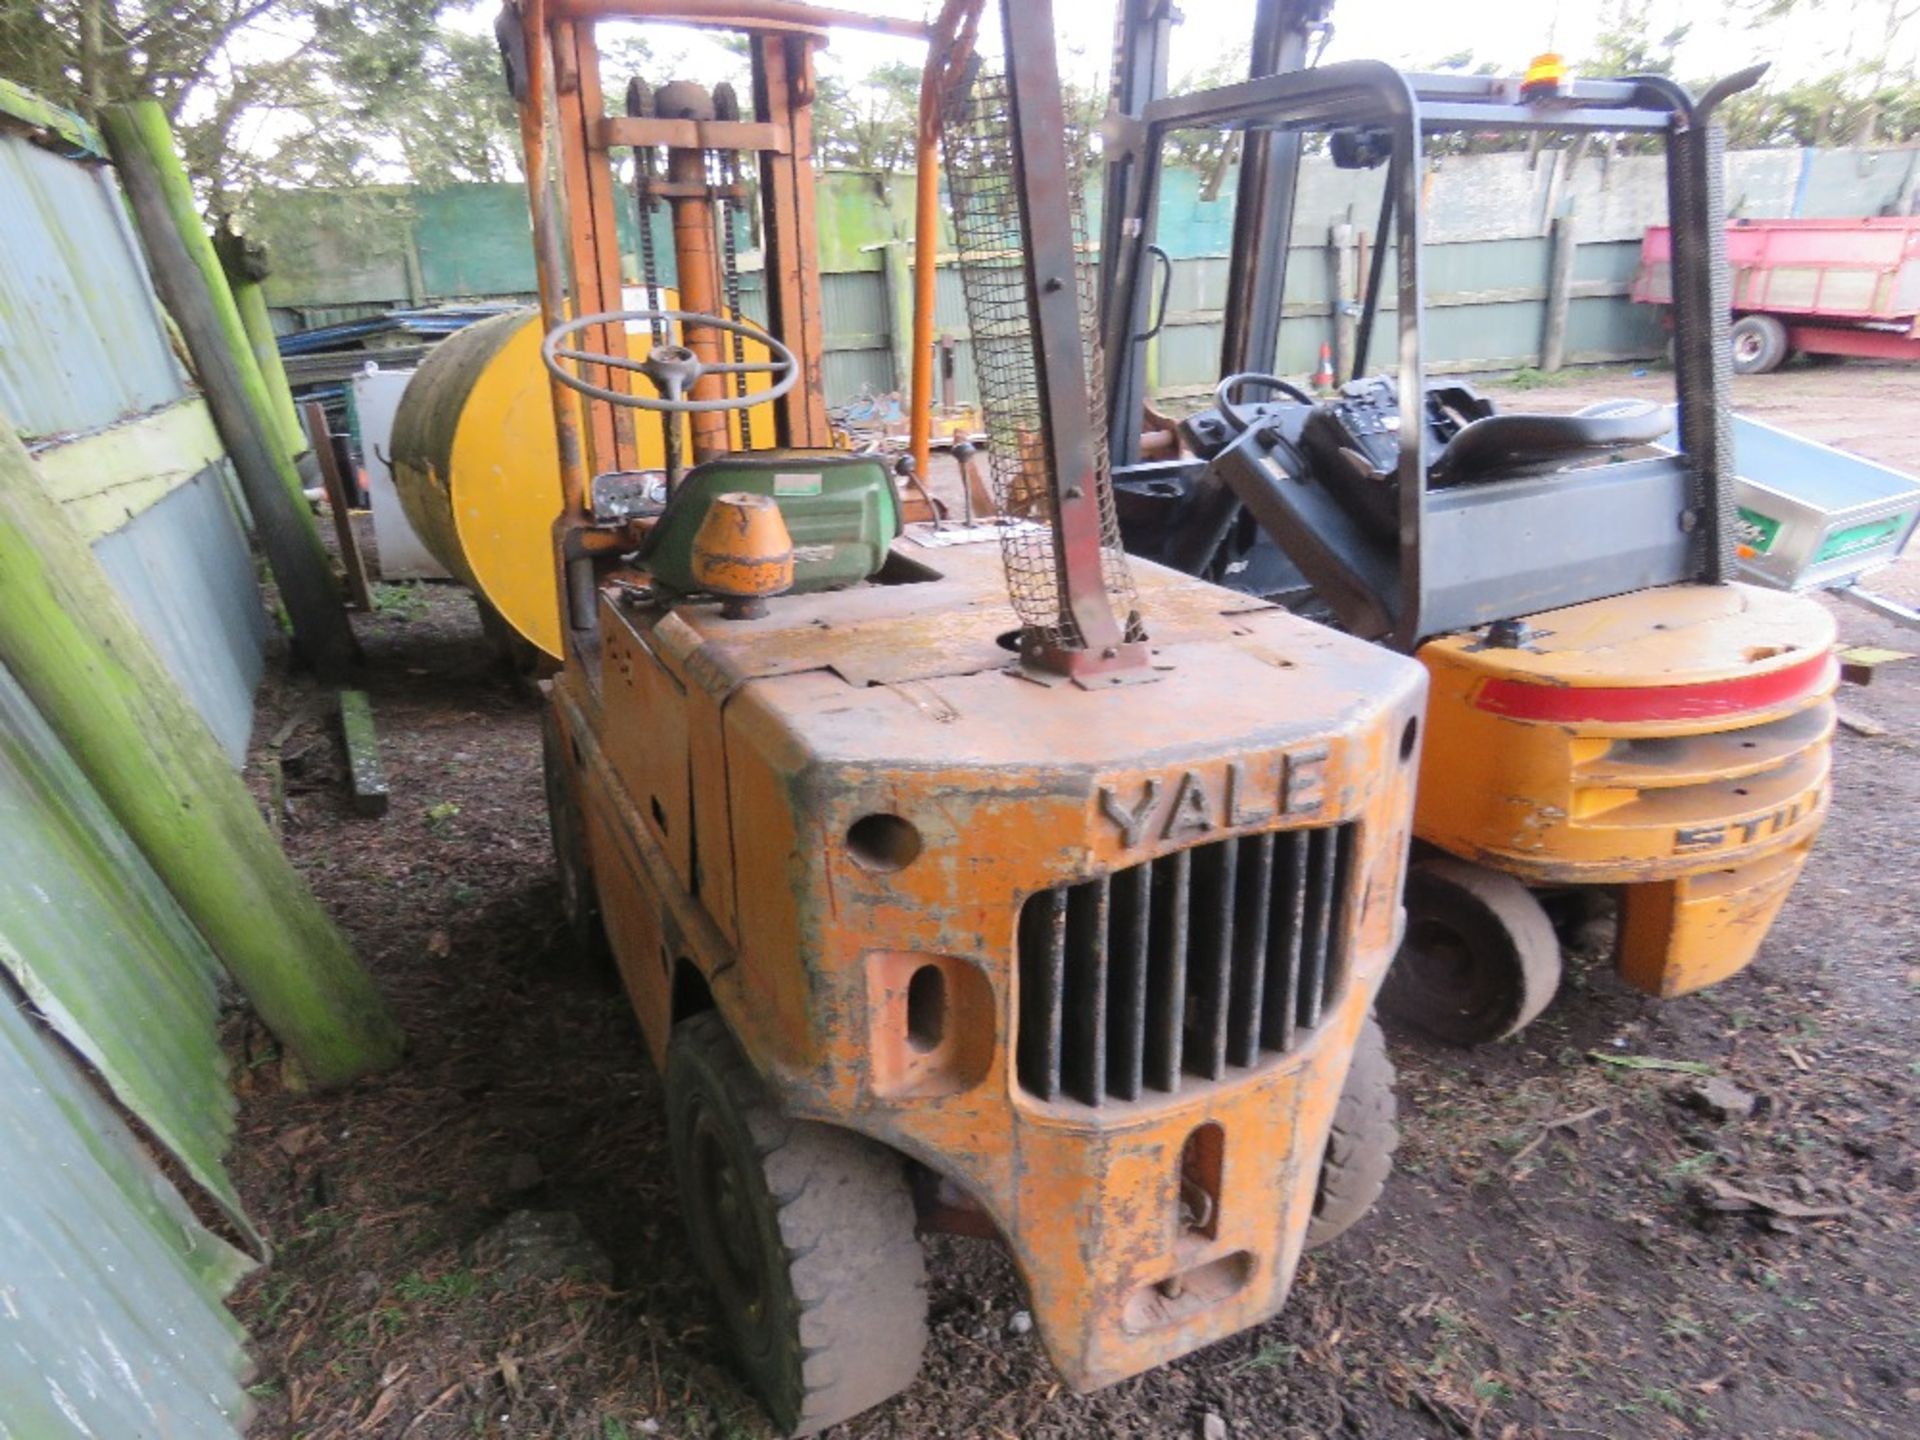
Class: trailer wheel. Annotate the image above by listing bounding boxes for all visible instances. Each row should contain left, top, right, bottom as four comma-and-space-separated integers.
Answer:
1378, 858, 1562, 1046
1729, 313, 1789, 375
541, 707, 612, 972
666, 1012, 928, 1436
1306, 1015, 1398, 1249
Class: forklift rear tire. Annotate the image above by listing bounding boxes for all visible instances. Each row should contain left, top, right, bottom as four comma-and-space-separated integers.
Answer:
1729, 313, 1789, 375
541, 708, 613, 972
1306, 1015, 1398, 1249
666, 1012, 928, 1436
1378, 858, 1562, 1046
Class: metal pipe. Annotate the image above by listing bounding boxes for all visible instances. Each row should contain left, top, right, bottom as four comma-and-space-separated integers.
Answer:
549, 0, 931, 39
909, 88, 940, 482
518, 0, 590, 531
1219, 0, 1329, 378
1349, 154, 1396, 383
1002, 0, 1134, 666
909, 0, 985, 484
665, 137, 733, 463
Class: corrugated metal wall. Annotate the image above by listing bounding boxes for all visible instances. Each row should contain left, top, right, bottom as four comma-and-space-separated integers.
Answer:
0, 94, 263, 1440
0, 666, 255, 1242
0, 133, 187, 439
91, 468, 270, 761
0, 125, 267, 764
0, 979, 254, 1440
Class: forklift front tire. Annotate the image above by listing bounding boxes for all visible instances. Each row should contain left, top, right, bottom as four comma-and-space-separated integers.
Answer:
1378, 858, 1562, 1046
1306, 1015, 1398, 1249
666, 1013, 928, 1436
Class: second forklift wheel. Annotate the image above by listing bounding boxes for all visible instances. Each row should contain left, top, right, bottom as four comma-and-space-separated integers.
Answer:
1378, 858, 1562, 1046
666, 1013, 929, 1436
540, 708, 613, 972
1306, 1015, 1398, 1249
1729, 313, 1789, 375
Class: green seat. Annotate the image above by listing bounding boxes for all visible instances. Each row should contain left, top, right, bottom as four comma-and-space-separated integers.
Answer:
637, 450, 901, 596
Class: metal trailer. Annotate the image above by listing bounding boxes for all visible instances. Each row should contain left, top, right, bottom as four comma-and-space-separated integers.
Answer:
1634, 216, 1920, 372
1661, 411, 1920, 627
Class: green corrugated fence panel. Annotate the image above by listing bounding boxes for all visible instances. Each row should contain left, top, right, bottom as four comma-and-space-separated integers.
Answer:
813, 171, 897, 273
1798, 147, 1919, 219
254, 187, 416, 307
0, 662, 256, 1245
1573, 237, 1647, 284
414, 183, 541, 297
0, 988, 253, 1440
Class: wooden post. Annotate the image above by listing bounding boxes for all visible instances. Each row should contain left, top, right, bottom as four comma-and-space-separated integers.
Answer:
1326, 221, 1355, 384
0, 418, 403, 1087
232, 278, 306, 462
1541, 211, 1579, 372
337, 690, 390, 818
102, 101, 358, 680
213, 218, 306, 465
1328, 221, 1359, 384
303, 403, 374, 612
879, 237, 914, 399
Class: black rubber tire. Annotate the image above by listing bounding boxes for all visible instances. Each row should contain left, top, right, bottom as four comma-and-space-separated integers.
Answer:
1377, 857, 1562, 1046
1306, 1015, 1398, 1249
540, 706, 613, 972
1729, 313, 1789, 375
666, 1013, 928, 1436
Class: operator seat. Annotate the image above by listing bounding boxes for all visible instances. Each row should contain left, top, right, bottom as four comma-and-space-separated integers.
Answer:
1431, 398, 1670, 487
635, 450, 901, 596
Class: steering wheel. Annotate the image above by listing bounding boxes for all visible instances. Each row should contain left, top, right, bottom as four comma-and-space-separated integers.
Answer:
541, 308, 798, 412
1214, 371, 1317, 435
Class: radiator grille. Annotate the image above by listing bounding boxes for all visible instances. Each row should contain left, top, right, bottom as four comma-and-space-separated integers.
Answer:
1017, 825, 1357, 1106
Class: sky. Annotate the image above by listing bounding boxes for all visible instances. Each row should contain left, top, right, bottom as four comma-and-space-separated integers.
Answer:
444, 0, 1920, 101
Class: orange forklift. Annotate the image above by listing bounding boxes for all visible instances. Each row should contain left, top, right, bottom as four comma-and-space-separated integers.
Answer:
506, 0, 1425, 1430
1095, 0, 1838, 1046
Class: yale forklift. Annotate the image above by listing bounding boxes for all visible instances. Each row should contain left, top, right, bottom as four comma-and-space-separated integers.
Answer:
507, 0, 1425, 1431
1096, 0, 1838, 1045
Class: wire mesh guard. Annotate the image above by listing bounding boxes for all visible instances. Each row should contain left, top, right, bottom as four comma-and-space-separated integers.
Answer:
940, 64, 1142, 649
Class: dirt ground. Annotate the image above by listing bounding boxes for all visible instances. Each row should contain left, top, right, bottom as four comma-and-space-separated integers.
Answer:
230, 360, 1918, 1440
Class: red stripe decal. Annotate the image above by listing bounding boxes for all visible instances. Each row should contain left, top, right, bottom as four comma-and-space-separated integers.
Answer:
1473, 652, 1834, 723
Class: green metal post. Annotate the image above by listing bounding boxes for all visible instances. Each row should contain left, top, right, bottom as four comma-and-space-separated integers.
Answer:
0, 415, 403, 1087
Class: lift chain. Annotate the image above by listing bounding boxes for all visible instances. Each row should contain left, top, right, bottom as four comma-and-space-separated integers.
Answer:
713, 83, 753, 450
626, 77, 666, 350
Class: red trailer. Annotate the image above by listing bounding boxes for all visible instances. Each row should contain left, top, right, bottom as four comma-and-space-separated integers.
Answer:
1634, 216, 1920, 373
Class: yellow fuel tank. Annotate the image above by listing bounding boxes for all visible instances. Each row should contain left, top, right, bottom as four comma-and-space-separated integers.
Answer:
390, 304, 777, 659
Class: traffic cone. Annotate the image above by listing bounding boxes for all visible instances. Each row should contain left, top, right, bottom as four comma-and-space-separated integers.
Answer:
1313, 341, 1336, 392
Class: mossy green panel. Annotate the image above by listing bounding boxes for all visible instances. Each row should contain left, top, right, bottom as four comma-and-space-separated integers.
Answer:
812, 171, 898, 273
31, 396, 225, 540
251, 187, 417, 308
0, 76, 105, 156
413, 183, 543, 297
0, 661, 257, 1246
0, 988, 252, 1439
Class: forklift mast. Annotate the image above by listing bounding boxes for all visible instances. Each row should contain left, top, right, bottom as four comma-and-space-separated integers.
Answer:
940, 0, 1149, 678
1102, 0, 1332, 469
1098, 28, 1752, 648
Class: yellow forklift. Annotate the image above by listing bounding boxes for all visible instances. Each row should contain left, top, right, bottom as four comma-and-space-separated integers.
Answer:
1096, 1, 1837, 1045
506, 0, 1425, 1431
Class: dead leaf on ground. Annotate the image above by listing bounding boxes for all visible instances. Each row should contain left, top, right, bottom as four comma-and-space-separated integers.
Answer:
276, 1123, 325, 1158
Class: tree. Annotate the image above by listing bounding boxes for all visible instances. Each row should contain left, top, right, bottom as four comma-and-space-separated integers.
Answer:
812, 58, 921, 173
0, 2, 521, 209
